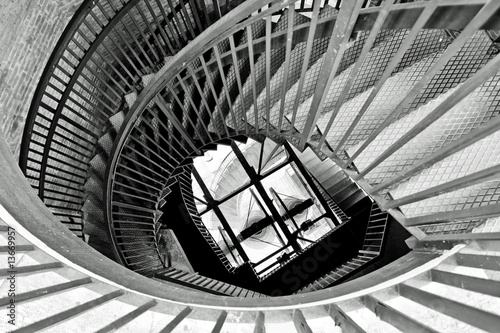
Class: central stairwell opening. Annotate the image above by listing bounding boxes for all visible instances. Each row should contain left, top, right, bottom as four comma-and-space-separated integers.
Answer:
153, 135, 412, 296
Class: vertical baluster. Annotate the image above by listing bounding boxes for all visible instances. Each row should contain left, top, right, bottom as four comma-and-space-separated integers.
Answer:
265, 15, 272, 133
246, 24, 259, 131
176, 74, 214, 142
213, 44, 239, 134
135, 2, 168, 58
289, 0, 322, 136
166, 0, 189, 43
278, 7, 295, 132
228, 35, 248, 133
154, 0, 183, 50
144, 0, 175, 54
186, 64, 223, 140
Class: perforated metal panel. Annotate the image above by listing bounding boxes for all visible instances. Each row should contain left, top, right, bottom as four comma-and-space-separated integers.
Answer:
391, 130, 500, 218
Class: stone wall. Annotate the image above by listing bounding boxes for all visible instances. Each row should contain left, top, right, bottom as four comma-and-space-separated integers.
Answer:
0, 0, 84, 157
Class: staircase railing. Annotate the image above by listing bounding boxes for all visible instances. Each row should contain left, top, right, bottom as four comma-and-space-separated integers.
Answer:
177, 168, 235, 271
361, 201, 389, 255
307, 168, 350, 223
153, 266, 264, 297
297, 201, 389, 292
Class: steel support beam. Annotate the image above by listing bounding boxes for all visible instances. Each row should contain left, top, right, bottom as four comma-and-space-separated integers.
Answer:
284, 142, 339, 226
231, 142, 301, 251
191, 167, 249, 262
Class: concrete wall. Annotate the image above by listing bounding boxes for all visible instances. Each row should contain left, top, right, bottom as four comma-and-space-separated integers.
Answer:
0, 0, 83, 157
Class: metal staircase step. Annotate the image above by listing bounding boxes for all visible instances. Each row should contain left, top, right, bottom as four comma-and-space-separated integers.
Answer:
359, 250, 379, 256
399, 280, 500, 333
363, 293, 439, 333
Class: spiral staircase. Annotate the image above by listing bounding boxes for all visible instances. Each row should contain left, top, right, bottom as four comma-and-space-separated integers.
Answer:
1, 0, 500, 331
